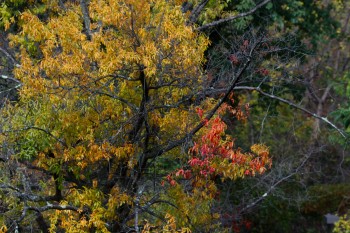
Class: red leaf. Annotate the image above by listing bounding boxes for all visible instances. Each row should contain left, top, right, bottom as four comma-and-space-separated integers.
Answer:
229, 54, 239, 65
196, 107, 204, 118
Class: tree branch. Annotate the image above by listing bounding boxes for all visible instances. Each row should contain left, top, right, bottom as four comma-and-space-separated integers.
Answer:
148, 39, 262, 159
146, 55, 252, 160
27, 203, 80, 212
239, 149, 313, 214
0, 184, 58, 202
0, 126, 67, 147
80, 0, 92, 40
58, 0, 67, 11
233, 86, 347, 138
187, 0, 209, 25
196, 0, 271, 31
0, 46, 20, 68
0, 74, 22, 86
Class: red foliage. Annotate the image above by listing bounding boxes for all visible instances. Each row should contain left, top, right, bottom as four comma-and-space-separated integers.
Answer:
196, 107, 204, 119
229, 54, 240, 65
257, 67, 269, 76
165, 99, 270, 185
243, 40, 249, 48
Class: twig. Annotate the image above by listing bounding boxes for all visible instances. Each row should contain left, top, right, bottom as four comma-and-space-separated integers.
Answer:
233, 86, 347, 138
196, 0, 271, 31
0, 46, 20, 67
0, 74, 22, 86
239, 150, 314, 214
187, 0, 209, 25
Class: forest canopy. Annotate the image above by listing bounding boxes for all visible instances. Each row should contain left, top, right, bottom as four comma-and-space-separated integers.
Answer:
0, 0, 349, 232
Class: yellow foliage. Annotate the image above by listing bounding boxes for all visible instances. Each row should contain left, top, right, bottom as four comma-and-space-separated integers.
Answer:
142, 213, 192, 233
158, 183, 219, 230
0, 225, 7, 233
333, 214, 350, 233
48, 187, 127, 232
250, 144, 269, 157
0, 0, 251, 231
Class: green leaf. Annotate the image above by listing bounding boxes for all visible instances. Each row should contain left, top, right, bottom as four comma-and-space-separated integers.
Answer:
266, 2, 273, 10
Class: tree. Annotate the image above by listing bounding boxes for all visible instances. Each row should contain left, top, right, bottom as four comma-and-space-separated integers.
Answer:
0, 0, 275, 232
1, 0, 348, 232
193, 0, 350, 232
237, 2, 350, 232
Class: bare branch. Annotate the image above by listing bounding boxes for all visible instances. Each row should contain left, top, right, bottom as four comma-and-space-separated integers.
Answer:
58, 0, 67, 11
16, 202, 81, 225
0, 74, 22, 86
80, 0, 92, 40
0, 184, 21, 193
233, 86, 347, 138
321, 84, 332, 103
239, 150, 313, 214
0, 46, 20, 68
187, 0, 209, 25
92, 90, 139, 110
196, 0, 271, 31
27, 203, 80, 212
0, 184, 58, 202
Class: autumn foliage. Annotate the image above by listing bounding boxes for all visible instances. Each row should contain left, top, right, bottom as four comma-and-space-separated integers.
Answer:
0, 0, 272, 232
169, 99, 271, 185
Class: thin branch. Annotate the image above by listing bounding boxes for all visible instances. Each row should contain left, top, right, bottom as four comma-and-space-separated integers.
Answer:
146, 54, 252, 160
233, 86, 347, 138
306, 84, 321, 104
1, 126, 67, 147
27, 203, 80, 212
35, 211, 50, 233
27, 126, 67, 147
321, 84, 332, 103
0, 46, 20, 67
239, 151, 312, 214
0, 74, 22, 86
0, 184, 58, 202
259, 102, 271, 141
92, 90, 138, 110
187, 0, 209, 25
0, 86, 19, 96
123, 193, 166, 227
148, 39, 260, 159
80, 0, 92, 40
0, 184, 21, 193
17, 203, 81, 224
58, 0, 67, 11
196, 0, 271, 31
140, 207, 166, 223
16, 202, 81, 225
